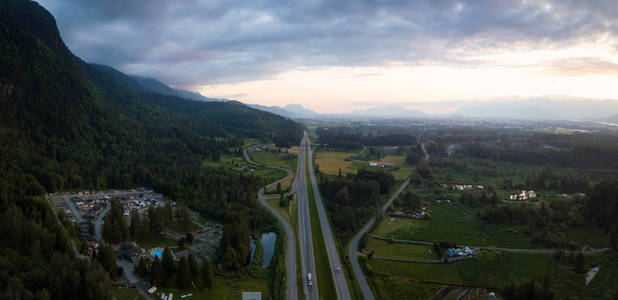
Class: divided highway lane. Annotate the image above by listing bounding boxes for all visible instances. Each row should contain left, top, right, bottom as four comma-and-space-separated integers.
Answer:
296, 136, 320, 300
349, 179, 410, 300
307, 137, 352, 300
244, 148, 298, 300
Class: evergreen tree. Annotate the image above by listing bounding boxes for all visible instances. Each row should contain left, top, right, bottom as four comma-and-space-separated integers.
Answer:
188, 254, 200, 287
97, 244, 117, 278
161, 248, 176, 285
176, 257, 192, 289
129, 209, 140, 240
150, 257, 164, 287
221, 246, 240, 271
201, 259, 215, 289
575, 251, 586, 274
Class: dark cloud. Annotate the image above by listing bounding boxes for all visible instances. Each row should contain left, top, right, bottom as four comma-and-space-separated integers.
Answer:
38, 0, 618, 86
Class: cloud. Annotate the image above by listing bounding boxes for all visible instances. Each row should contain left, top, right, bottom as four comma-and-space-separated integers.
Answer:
38, 0, 618, 86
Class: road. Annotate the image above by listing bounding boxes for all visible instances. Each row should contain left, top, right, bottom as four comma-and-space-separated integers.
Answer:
349, 179, 410, 300
94, 205, 111, 242
367, 235, 611, 255
244, 148, 299, 300
307, 137, 352, 300
296, 134, 320, 300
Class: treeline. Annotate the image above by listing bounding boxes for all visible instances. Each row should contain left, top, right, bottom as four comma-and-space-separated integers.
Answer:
523, 167, 591, 193
481, 178, 618, 249
316, 127, 416, 149
135, 248, 214, 290
319, 169, 396, 237
0, 1, 301, 298
217, 216, 251, 271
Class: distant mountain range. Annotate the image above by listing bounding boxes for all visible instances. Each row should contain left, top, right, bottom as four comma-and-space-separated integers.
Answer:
246, 100, 618, 122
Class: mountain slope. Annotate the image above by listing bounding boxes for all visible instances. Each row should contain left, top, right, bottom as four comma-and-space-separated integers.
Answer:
132, 75, 223, 102
0, 1, 302, 298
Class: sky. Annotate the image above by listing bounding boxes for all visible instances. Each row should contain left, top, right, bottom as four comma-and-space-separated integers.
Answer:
39, 0, 618, 114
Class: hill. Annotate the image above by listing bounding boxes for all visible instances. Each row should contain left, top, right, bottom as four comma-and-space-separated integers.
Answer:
131, 74, 224, 102
0, 1, 302, 298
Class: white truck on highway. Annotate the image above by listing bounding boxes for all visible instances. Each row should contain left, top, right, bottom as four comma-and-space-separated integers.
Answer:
307, 273, 312, 286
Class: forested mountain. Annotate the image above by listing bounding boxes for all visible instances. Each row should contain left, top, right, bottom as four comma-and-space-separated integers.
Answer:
131, 74, 223, 102
0, 0, 302, 298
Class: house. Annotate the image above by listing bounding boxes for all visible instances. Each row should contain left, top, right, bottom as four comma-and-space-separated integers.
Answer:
368, 162, 378, 167
382, 163, 393, 168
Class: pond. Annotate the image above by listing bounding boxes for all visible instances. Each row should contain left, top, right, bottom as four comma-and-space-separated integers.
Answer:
260, 232, 277, 268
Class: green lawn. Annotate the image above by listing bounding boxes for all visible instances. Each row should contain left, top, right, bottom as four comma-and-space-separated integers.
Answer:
374, 203, 536, 249
253, 167, 287, 183
113, 287, 144, 300
368, 252, 618, 298
315, 150, 414, 180
364, 239, 438, 260
250, 150, 297, 170
135, 235, 177, 249
159, 276, 269, 300
306, 156, 337, 300
368, 276, 441, 300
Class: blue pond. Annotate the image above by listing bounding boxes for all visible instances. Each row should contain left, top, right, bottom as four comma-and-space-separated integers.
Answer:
260, 232, 277, 268
248, 232, 277, 268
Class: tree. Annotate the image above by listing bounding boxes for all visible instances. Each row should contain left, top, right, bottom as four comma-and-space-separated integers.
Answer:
162, 248, 176, 285
188, 254, 200, 287
97, 244, 117, 277
574, 251, 586, 274
221, 246, 240, 271
176, 257, 192, 289
201, 259, 215, 289
129, 209, 140, 240
279, 193, 286, 207
150, 257, 164, 287
185, 232, 194, 244
176, 204, 193, 231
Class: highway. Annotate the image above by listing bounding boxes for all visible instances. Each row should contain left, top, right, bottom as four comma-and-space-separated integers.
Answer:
307, 136, 352, 300
349, 179, 410, 300
244, 148, 299, 300
296, 133, 320, 299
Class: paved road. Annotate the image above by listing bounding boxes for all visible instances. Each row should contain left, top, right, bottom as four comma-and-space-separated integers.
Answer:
244, 148, 299, 300
367, 235, 611, 255
307, 137, 352, 300
296, 134, 320, 300
349, 179, 410, 300
94, 205, 111, 242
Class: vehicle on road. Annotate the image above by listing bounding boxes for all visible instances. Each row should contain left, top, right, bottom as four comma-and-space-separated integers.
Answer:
308, 272, 312, 286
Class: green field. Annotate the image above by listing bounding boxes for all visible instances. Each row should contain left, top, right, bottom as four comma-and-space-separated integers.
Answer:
135, 235, 177, 249
364, 239, 438, 260
159, 276, 269, 300
306, 156, 337, 300
368, 276, 441, 300
368, 252, 618, 298
250, 150, 298, 170
315, 150, 414, 180
113, 287, 144, 300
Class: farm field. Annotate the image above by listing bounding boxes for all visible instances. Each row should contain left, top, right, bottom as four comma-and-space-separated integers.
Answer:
158, 276, 269, 300
368, 276, 441, 300
315, 150, 414, 180
367, 252, 618, 299
250, 150, 298, 170
363, 238, 438, 260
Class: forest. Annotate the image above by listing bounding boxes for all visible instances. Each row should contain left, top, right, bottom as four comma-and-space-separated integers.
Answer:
319, 169, 396, 238
0, 1, 302, 298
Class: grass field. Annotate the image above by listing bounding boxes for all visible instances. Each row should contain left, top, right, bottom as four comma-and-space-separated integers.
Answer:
250, 150, 298, 170
363, 239, 438, 260
135, 235, 177, 249
368, 252, 618, 298
368, 276, 442, 300
315, 150, 414, 180
158, 276, 269, 300
306, 157, 337, 300
113, 287, 144, 300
